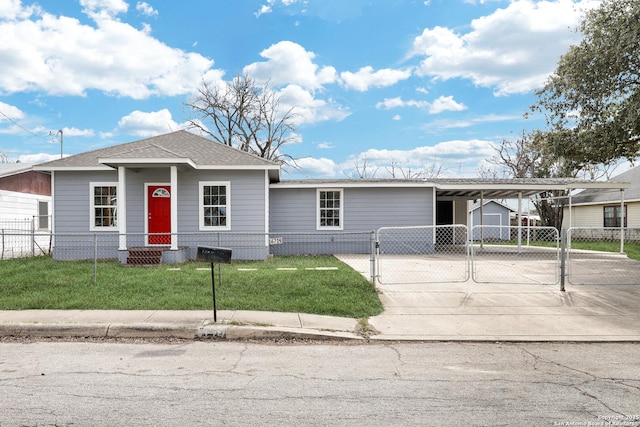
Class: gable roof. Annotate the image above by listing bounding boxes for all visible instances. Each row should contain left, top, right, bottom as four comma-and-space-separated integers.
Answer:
469, 199, 515, 212
35, 130, 281, 181
570, 165, 640, 205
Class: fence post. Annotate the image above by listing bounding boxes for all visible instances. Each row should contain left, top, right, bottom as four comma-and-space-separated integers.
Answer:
94, 234, 98, 284
369, 231, 377, 285
560, 229, 566, 292
31, 217, 35, 257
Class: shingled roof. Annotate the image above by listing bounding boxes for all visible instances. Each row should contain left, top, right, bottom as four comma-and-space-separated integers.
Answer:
36, 130, 280, 175
570, 165, 640, 204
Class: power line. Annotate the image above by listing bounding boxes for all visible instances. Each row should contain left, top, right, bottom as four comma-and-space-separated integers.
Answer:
0, 109, 52, 142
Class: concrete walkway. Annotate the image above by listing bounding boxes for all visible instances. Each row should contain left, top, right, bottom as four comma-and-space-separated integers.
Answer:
1, 281, 640, 341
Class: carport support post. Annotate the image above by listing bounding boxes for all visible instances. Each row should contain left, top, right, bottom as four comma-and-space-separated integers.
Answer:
517, 192, 523, 253
620, 189, 625, 254
480, 191, 484, 248
560, 230, 566, 292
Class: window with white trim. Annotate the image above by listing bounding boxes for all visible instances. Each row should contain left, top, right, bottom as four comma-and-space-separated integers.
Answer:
90, 183, 117, 230
604, 205, 627, 227
317, 189, 343, 230
199, 181, 230, 230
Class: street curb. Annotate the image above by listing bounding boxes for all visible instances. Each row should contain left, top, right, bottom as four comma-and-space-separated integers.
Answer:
0, 323, 197, 340
197, 324, 364, 341
0, 323, 363, 341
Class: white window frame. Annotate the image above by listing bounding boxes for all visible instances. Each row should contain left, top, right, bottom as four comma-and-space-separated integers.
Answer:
90, 182, 118, 231
317, 188, 343, 230
199, 181, 231, 231
37, 200, 49, 230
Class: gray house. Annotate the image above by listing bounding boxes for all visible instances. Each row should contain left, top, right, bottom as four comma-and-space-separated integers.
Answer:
36, 131, 279, 262
36, 130, 632, 263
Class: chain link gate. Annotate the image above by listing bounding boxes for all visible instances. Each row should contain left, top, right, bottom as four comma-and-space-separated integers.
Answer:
566, 227, 640, 285
471, 225, 560, 285
376, 225, 470, 284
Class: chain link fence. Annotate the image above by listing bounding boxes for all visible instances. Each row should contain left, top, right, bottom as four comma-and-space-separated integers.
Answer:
4, 227, 640, 287
566, 227, 640, 285
3, 231, 375, 283
376, 225, 469, 284
1, 218, 52, 259
471, 226, 560, 285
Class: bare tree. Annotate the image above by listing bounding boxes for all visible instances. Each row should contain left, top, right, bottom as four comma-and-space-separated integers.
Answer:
342, 156, 379, 179
186, 74, 298, 165
385, 161, 442, 179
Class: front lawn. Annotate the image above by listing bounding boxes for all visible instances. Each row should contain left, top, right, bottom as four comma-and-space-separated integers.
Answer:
0, 255, 383, 318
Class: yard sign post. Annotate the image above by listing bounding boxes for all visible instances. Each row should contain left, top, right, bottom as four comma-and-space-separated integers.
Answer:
196, 246, 232, 322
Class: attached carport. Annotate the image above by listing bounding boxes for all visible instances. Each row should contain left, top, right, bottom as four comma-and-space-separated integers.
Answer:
429, 177, 631, 241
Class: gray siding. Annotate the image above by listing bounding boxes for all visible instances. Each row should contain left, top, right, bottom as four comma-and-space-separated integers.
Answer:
269, 186, 433, 232
268, 186, 434, 255
53, 170, 118, 234
52, 168, 269, 260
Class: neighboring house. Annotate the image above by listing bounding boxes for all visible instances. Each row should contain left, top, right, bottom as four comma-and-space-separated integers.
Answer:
35, 130, 631, 262
563, 165, 640, 230
0, 163, 52, 258
468, 200, 513, 240
0, 163, 51, 230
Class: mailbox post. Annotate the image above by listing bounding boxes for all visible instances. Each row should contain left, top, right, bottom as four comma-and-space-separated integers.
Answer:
196, 246, 232, 322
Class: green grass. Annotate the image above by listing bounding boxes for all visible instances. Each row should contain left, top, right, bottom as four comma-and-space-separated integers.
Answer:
0, 255, 383, 318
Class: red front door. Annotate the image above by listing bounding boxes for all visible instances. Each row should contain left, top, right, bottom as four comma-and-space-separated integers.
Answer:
148, 185, 171, 245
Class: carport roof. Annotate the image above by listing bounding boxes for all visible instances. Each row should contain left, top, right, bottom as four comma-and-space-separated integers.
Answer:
274, 177, 631, 199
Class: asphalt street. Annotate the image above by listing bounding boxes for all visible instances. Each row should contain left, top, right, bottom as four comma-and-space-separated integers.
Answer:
1, 340, 639, 426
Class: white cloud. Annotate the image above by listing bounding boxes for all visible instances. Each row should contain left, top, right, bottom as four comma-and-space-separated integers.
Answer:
255, 4, 272, 17
289, 157, 339, 178
376, 95, 466, 114
243, 41, 338, 91
317, 141, 334, 149
429, 95, 467, 114
80, 0, 128, 17
339, 139, 497, 178
340, 66, 412, 92
115, 109, 189, 137
136, 2, 158, 16
411, 0, 600, 95
279, 84, 350, 125
0, 3, 215, 99
0, 101, 25, 121
60, 127, 94, 137
17, 152, 62, 163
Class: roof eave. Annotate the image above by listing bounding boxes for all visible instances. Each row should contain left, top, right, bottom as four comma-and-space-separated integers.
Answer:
98, 157, 198, 169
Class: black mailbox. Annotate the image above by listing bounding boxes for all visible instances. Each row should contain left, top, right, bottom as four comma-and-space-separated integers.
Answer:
197, 246, 232, 264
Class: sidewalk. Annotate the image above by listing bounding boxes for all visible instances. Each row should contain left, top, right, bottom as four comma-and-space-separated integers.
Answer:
2, 282, 640, 342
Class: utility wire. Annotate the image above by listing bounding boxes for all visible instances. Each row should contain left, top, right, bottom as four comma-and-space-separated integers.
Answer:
0, 109, 53, 142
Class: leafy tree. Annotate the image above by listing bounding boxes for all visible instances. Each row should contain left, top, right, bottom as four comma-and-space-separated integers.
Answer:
533, 0, 640, 166
186, 74, 298, 165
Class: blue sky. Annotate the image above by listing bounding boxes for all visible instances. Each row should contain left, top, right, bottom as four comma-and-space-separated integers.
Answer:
0, 0, 608, 178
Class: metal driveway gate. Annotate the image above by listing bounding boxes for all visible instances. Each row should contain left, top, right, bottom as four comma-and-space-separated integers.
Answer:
376, 225, 469, 284
566, 227, 640, 285
471, 225, 560, 285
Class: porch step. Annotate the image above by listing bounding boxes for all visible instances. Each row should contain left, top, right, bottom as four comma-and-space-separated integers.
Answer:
126, 247, 167, 265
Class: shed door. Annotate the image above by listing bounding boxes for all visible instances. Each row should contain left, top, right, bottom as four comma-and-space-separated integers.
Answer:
148, 185, 171, 245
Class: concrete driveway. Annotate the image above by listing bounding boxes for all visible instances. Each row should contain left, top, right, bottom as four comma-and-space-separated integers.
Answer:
337, 254, 640, 341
